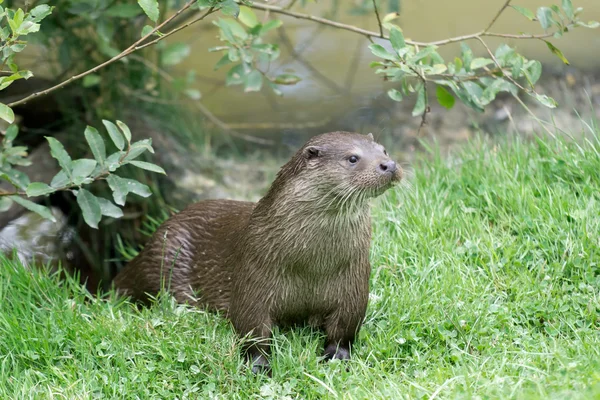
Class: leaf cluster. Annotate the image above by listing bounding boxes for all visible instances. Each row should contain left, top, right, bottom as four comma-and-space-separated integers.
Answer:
0, 120, 165, 229
369, 0, 598, 113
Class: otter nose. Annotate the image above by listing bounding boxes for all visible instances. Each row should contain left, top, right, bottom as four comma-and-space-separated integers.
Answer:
378, 160, 397, 174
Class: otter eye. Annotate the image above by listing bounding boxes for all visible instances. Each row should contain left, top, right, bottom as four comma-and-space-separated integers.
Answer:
348, 155, 359, 164
383, 149, 388, 156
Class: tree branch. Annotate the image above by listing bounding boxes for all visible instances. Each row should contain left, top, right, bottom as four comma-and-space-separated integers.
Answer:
484, 0, 512, 33
7, 3, 215, 108
372, 0, 384, 38
247, 2, 558, 46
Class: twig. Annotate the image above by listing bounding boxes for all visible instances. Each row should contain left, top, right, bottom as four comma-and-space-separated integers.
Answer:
372, 0, 384, 38
475, 36, 526, 92
484, 0, 512, 33
7, 3, 215, 108
247, 2, 558, 46
128, 57, 274, 146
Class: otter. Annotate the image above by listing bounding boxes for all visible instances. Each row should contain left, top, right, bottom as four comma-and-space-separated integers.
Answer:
113, 131, 402, 374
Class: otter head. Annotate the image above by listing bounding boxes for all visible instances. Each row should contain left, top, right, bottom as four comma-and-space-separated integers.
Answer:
286, 131, 402, 207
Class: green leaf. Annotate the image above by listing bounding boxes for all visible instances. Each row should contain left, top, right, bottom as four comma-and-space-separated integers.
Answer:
76, 188, 102, 229
84, 126, 106, 166
266, 80, 282, 96
387, 88, 403, 102
9, 196, 56, 222
544, 41, 569, 65
481, 79, 517, 105
124, 139, 155, 161
162, 43, 191, 66
410, 46, 437, 63
50, 170, 70, 188
116, 121, 132, 143
460, 43, 473, 72
45, 137, 73, 175
260, 19, 282, 35
18, 21, 40, 35
226, 64, 247, 86
216, 18, 247, 40
102, 120, 125, 150
412, 85, 427, 117
537, 7, 553, 30
4, 124, 18, 142
389, 27, 405, 52
125, 178, 152, 198
511, 5, 535, 21
72, 159, 97, 185
470, 58, 494, 70
184, 89, 201, 100
220, 0, 240, 17
26, 182, 55, 197
0, 197, 13, 212
238, 6, 258, 27
273, 74, 301, 85
0, 169, 30, 190
82, 74, 101, 87
576, 21, 599, 29
105, 152, 125, 172
562, 0, 574, 19
244, 70, 263, 92
534, 93, 558, 108
12, 8, 24, 31
524, 60, 542, 85
0, 103, 14, 124
97, 197, 123, 218
28, 5, 53, 23
141, 25, 154, 37
129, 161, 166, 174
214, 54, 232, 70
369, 44, 396, 61
107, 175, 151, 205
107, 175, 127, 205
137, 0, 159, 22
436, 85, 455, 109
106, 3, 143, 18
461, 81, 484, 106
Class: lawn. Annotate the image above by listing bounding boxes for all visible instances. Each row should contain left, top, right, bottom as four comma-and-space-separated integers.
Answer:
1, 133, 599, 399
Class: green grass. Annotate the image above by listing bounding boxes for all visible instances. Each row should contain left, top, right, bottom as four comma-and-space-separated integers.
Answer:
1, 133, 600, 399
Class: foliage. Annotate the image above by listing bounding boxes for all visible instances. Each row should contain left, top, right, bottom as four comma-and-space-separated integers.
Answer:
0, 2, 53, 123
209, 6, 299, 95
370, 0, 598, 116
1, 132, 600, 397
0, 120, 164, 228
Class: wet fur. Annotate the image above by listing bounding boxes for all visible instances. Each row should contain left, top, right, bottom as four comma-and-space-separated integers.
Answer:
113, 131, 402, 373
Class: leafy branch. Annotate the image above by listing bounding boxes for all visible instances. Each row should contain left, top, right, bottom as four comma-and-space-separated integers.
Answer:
0, 120, 164, 228
366, 0, 597, 125
247, 0, 598, 46
5, 0, 216, 109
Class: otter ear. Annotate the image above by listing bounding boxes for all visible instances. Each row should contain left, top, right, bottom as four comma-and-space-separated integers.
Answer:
367, 132, 374, 140
304, 145, 324, 159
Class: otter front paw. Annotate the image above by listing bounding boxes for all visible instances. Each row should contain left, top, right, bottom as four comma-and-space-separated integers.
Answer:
323, 343, 351, 361
249, 353, 272, 376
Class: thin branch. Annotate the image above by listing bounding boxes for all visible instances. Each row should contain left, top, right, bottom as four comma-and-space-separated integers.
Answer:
475, 36, 527, 92
372, 0, 384, 38
484, 0, 512, 33
7, 3, 215, 108
247, 2, 558, 46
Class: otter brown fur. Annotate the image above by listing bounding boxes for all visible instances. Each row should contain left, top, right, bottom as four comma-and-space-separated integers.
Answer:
113, 131, 402, 373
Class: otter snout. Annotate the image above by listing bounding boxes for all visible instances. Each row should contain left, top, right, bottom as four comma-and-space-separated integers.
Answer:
378, 160, 397, 174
